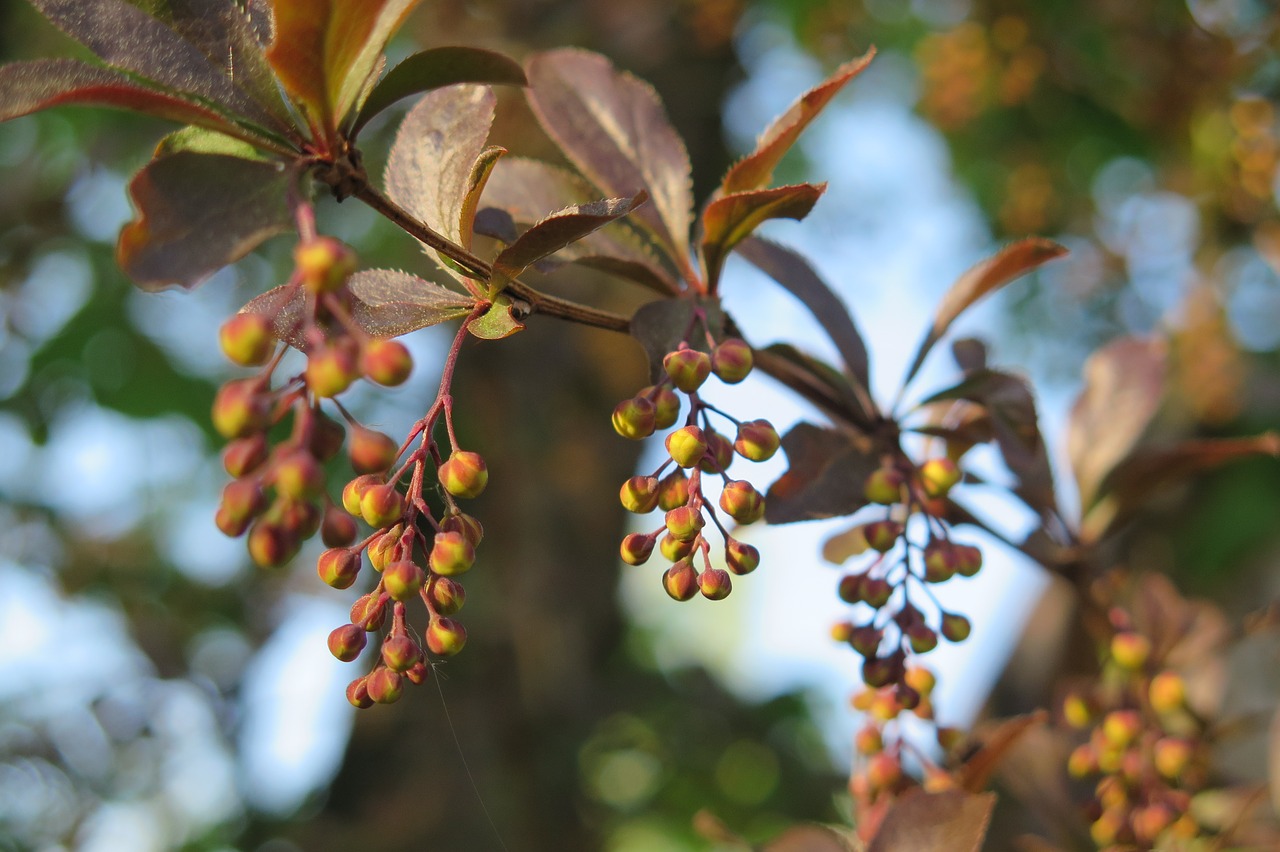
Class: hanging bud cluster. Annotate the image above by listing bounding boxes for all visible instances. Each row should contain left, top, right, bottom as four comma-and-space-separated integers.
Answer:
1061, 611, 1214, 849
213, 236, 413, 569
829, 455, 979, 695
611, 329, 778, 601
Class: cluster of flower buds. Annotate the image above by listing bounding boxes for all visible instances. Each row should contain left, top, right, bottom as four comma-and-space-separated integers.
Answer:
1061, 613, 1212, 849
213, 236, 413, 568
611, 331, 779, 600
830, 456, 979, 693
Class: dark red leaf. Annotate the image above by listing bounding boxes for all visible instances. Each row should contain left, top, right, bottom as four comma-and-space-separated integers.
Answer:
1067, 336, 1167, 513
491, 192, 648, 285
867, 791, 995, 852
765, 423, 878, 524
700, 183, 825, 288
526, 49, 693, 272
351, 46, 526, 135
903, 238, 1067, 387
955, 711, 1048, 792
117, 150, 291, 291
737, 236, 872, 402
721, 48, 875, 195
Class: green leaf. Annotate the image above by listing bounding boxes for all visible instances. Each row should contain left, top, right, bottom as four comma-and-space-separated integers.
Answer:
867, 791, 995, 852
468, 294, 525, 340
629, 298, 725, 384
526, 49, 694, 272
117, 150, 291, 291
902, 238, 1067, 388
153, 125, 266, 158
721, 48, 875, 195
351, 46, 527, 135
241, 270, 475, 347
737, 236, 872, 402
700, 183, 825, 288
1067, 336, 1167, 513
765, 423, 878, 524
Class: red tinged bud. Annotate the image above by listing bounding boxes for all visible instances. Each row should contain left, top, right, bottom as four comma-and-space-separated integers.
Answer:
699, 568, 732, 600
838, 574, 863, 604
365, 667, 404, 704
426, 577, 466, 615
309, 412, 346, 461
698, 430, 735, 473
864, 520, 902, 553
348, 426, 399, 474
425, 617, 467, 656
919, 457, 962, 498
360, 483, 404, 528
940, 612, 971, 642
734, 420, 779, 462
830, 621, 854, 643
346, 676, 374, 709
405, 662, 432, 685
439, 451, 488, 499
866, 753, 902, 792
367, 524, 402, 571
381, 634, 422, 672
861, 656, 897, 688
640, 384, 680, 428
906, 623, 938, 653
219, 313, 276, 366
350, 592, 387, 631
619, 476, 661, 513
360, 338, 414, 386
620, 533, 655, 565
611, 396, 656, 440
440, 513, 484, 547
328, 624, 367, 662
1153, 737, 1194, 780
923, 541, 958, 583
660, 532, 695, 562
1110, 631, 1151, 671
382, 560, 425, 601
719, 480, 765, 524
428, 531, 475, 576
663, 346, 712, 392
662, 560, 699, 601
247, 520, 297, 568
223, 435, 268, 478
710, 337, 753, 383
904, 667, 936, 696
855, 725, 883, 755
665, 505, 705, 541
725, 539, 760, 575
850, 626, 882, 657
953, 544, 982, 577
212, 379, 269, 439
271, 449, 325, 500
317, 547, 361, 589
320, 505, 358, 547
864, 466, 905, 505
665, 425, 708, 468
342, 474, 380, 515
1149, 671, 1186, 714
215, 479, 265, 537
305, 340, 360, 398
657, 470, 690, 511
295, 236, 356, 294
861, 577, 892, 608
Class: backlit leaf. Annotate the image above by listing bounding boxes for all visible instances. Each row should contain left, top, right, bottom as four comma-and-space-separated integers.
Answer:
737, 236, 871, 399
721, 48, 874, 194
117, 150, 291, 291
867, 791, 995, 852
765, 423, 877, 524
700, 183, 825, 288
903, 238, 1067, 387
491, 193, 648, 284
467, 293, 525, 339
351, 46, 526, 135
822, 524, 870, 564
526, 49, 693, 270
756, 343, 870, 428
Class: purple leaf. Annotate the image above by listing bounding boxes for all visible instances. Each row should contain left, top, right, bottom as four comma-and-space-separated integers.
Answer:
903, 238, 1067, 387
700, 183, 825, 288
867, 791, 995, 852
756, 343, 872, 428
765, 423, 878, 524
721, 48, 875, 195
526, 49, 693, 271
1067, 336, 1167, 513
241, 270, 475, 347
385, 83, 495, 279
737, 236, 871, 400
117, 150, 291, 291
491, 193, 648, 284
351, 46, 527, 135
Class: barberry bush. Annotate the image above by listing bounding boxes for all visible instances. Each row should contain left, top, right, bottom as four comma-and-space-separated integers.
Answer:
2, 1, 1280, 849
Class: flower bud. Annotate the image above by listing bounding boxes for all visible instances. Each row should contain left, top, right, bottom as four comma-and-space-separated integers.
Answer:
830, 621, 854, 643
348, 426, 399, 474
660, 532, 695, 562
361, 338, 414, 386
383, 560, 425, 601
711, 337, 753, 383
663, 346, 712, 392
317, 547, 361, 589
940, 612, 971, 642
426, 577, 466, 615
1149, 671, 1186, 715
439, 451, 488, 499
247, 519, 298, 568
271, 449, 325, 500
860, 577, 892, 608
278, 498, 321, 539
440, 513, 484, 548
1110, 632, 1151, 671
907, 623, 938, 653
350, 592, 387, 631
1062, 692, 1093, 728
367, 524, 402, 571
866, 752, 902, 792
381, 634, 423, 672
405, 661, 432, 685
429, 531, 475, 576
366, 666, 404, 704
864, 466, 905, 505
219, 313, 276, 366
426, 617, 467, 656
295, 236, 356, 294
619, 476, 661, 513
1101, 710, 1142, 749
923, 541, 958, 583
641, 384, 680, 428
320, 505, 358, 547
850, 626, 883, 657
919, 458, 962, 498
212, 379, 269, 439
328, 624, 367, 662
855, 725, 884, 755
861, 655, 897, 688
346, 676, 374, 709
342, 474, 381, 516
360, 483, 404, 528
725, 539, 760, 575
699, 568, 732, 600
953, 544, 982, 577
734, 420, 779, 462
620, 533, 655, 565
306, 340, 360, 398
719, 480, 764, 524
611, 396, 656, 440
1066, 743, 1096, 778
1132, 803, 1176, 846
665, 425, 708, 468
1153, 737, 1193, 780
904, 667, 936, 696
657, 471, 690, 511
223, 435, 268, 478
665, 505, 705, 542
662, 560, 698, 601
698, 430, 735, 473
215, 479, 266, 537
309, 412, 346, 461
864, 520, 902, 553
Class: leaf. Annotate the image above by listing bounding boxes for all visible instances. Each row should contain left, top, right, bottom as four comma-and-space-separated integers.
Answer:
763, 824, 856, 851
629, 298, 725, 384
468, 294, 526, 340
241, 270, 475, 347
700, 183, 825, 288
458, 146, 507, 256
1269, 707, 1280, 818
385, 83, 495, 278
955, 711, 1048, 793
822, 524, 870, 564
490, 192, 648, 286
902, 238, 1067, 387
737, 236, 871, 400
867, 791, 995, 852
117, 150, 291, 291
478, 157, 679, 293
351, 46, 527, 135
29, 0, 282, 130
1067, 336, 1167, 513
765, 423, 878, 524
721, 48, 875, 195
923, 369, 1056, 516
526, 49, 693, 269
757, 343, 870, 427
1081, 433, 1280, 543
266, 0, 422, 132
153, 125, 265, 158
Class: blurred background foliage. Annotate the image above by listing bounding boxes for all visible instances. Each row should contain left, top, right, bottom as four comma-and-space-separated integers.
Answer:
0, 0, 1277, 850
